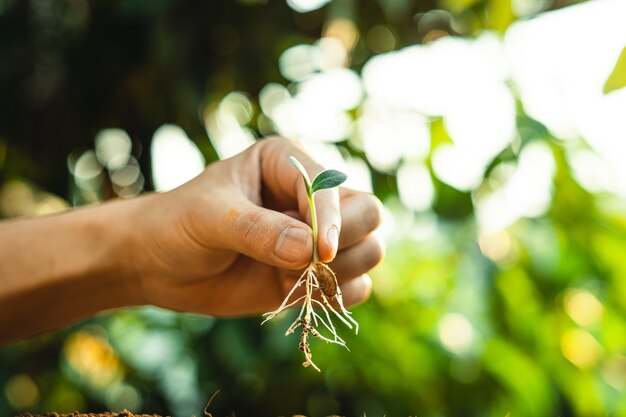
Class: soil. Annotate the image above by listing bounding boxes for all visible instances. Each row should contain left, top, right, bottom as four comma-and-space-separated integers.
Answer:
16, 411, 167, 417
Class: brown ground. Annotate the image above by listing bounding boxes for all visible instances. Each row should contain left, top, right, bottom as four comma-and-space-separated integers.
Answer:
16, 411, 167, 417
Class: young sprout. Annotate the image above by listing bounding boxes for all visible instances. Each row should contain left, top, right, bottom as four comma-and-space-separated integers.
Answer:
262, 156, 358, 372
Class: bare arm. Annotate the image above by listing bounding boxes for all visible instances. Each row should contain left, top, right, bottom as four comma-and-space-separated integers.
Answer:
0, 138, 384, 345
0, 198, 144, 344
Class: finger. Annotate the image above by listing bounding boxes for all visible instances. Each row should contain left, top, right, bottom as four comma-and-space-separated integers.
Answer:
328, 234, 385, 282
340, 274, 372, 308
260, 137, 341, 262
218, 197, 313, 270
338, 192, 384, 250
309, 273, 372, 311
314, 187, 341, 263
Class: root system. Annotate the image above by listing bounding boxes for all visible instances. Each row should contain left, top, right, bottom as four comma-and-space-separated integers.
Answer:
262, 261, 358, 371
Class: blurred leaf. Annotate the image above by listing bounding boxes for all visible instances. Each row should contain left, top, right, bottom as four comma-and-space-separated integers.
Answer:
1, 1, 626, 416
429, 118, 454, 156
440, 0, 481, 13
487, 0, 514, 33
432, 180, 474, 219
482, 338, 555, 416
603, 46, 626, 94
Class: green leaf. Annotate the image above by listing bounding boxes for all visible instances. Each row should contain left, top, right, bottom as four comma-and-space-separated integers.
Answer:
604, 46, 626, 94
311, 169, 347, 193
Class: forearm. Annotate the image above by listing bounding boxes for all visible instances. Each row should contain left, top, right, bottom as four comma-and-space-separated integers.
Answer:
0, 198, 144, 345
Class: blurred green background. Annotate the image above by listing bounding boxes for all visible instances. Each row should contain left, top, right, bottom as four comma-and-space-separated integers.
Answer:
2, 0, 626, 416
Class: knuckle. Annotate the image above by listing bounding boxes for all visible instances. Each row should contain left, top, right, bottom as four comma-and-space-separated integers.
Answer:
359, 274, 373, 301
343, 275, 372, 307
361, 194, 384, 232
365, 234, 385, 269
238, 209, 273, 249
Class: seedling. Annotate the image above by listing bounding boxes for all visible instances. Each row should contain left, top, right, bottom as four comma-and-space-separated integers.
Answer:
262, 156, 358, 372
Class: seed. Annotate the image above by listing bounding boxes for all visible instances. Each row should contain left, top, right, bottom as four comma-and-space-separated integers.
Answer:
314, 262, 338, 298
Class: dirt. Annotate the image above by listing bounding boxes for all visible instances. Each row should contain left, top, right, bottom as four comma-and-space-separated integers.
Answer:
16, 411, 167, 417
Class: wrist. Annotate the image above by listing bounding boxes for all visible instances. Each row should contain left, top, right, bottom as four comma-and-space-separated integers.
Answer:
0, 198, 148, 344
107, 195, 159, 307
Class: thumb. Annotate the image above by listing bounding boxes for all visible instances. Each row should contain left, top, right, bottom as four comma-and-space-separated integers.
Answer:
220, 199, 313, 269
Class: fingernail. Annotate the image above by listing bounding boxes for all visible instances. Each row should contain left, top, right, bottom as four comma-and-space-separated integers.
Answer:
275, 227, 309, 263
327, 226, 339, 259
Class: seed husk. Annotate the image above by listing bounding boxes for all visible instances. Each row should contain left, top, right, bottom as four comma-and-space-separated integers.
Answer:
314, 262, 338, 298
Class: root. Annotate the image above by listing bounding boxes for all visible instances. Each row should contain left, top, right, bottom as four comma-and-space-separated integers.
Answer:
262, 262, 359, 371
203, 389, 221, 417
261, 269, 308, 324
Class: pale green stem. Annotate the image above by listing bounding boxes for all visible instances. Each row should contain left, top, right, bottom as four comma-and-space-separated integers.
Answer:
307, 189, 319, 264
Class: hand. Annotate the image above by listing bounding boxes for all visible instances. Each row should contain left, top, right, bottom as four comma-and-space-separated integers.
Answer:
131, 137, 384, 316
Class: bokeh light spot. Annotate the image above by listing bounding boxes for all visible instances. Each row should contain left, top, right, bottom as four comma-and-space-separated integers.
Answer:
397, 162, 434, 212
219, 91, 254, 126
560, 328, 602, 369
5, 374, 40, 410
0, 180, 69, 217
73, 150, 103, 191
106, 383, 142, 413
63, 330, 124, 389
475, 142, 555, 233
94, 129, 132, 171
366, 25, 396, 53
478, 230, 519, 265
316, 37, 348, 70
279, 44, 317, 82
286, 0, 331, 13
439, 313, 475, 354
324, 19, 359, 52
259, 83, 291, 119
563, 289, 604, 327
151, 124, 205, 192
110, 157, 144, 198
601, 354, 626, 391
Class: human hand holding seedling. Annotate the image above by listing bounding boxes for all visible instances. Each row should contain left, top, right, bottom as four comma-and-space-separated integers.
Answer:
131, 137, 384, 320
262, 157, 358, 371
0, 137, 384, 345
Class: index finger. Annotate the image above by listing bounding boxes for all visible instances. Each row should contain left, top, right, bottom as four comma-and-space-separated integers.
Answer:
259, 137, 341, 263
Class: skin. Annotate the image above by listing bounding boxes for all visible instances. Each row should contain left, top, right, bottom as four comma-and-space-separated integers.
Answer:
0, 137, 384, 345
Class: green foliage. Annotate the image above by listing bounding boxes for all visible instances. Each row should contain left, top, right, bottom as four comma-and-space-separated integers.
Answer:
3, 1, 624, 417
604, 46, 626, 94
310, 170, 347, 193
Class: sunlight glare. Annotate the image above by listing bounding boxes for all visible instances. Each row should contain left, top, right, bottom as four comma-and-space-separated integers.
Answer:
439, 313, 475, 354
272, 96, 351, 143
362, 32, 514, 186
205, 92, 257, 159
475, 142, 555, 233
279, 44, 317, 82
323, 19, 359, 52
151, 125, 205, 192
563, 289, 603, 327
560, 328, 602, 370
297, 68, 362, 112
286, 0, 331, 13
356, 100, 430, 171
397, 162, 434, 212
259, 83, 291, 119
505, 0, 626, 142
316, 37, 348, 70
94, 129, 132, 171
